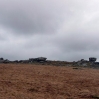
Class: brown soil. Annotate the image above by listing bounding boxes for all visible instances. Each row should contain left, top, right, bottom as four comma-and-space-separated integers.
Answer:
0, 64, 99, 99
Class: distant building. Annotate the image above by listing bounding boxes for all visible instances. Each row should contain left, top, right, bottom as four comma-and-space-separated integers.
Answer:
0, 58, 3, 60
89, 57, 97, 62
36, 57, 47, 62
29, 57, 47, 62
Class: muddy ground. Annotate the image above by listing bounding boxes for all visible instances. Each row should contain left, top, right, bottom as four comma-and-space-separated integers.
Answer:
0, 64, 99, 99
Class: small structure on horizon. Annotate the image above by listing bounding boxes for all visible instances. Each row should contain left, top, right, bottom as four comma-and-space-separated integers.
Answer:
89, 57, 97, 62
29, 57, 47, 62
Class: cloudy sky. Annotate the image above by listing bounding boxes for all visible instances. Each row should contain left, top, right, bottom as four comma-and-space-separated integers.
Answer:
0, 0, 99, 61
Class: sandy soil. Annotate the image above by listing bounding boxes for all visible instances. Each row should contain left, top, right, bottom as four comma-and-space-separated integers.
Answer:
0, 64, 99, 99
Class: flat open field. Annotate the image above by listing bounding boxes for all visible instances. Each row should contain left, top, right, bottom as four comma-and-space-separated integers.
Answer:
0, 64, 99, 99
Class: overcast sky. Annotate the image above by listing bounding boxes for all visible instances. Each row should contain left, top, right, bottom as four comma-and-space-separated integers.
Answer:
0, 0, 99, 61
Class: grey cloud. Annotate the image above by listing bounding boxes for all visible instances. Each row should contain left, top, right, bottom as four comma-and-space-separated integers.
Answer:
0, 0, 89, 35
0, 0, 99, 61
0, 29, 7, 41
51, 32, 99, 61
0, 0, 68, 35
0, 35, 5, 40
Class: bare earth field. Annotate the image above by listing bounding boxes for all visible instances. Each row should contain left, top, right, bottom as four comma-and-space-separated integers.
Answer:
0, 64, 99, 99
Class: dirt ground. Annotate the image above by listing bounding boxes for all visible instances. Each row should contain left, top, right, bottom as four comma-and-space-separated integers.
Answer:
0, 64, 99, 99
